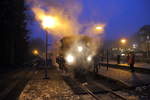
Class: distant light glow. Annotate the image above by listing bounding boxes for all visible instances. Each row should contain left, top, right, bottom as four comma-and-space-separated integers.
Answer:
66, 54, 74, 64
121, 53, 125, 56
120, 38, 127, 44
93, 24, 105, 35
87, 56, 92, 62
77, 46, 83, 52
33, 49, 39, 55
133, 44, 137, 48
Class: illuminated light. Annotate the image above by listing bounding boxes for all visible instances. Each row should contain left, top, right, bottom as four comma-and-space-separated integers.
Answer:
32, 7, 77, 36
133, 44, 137, 49
66, 54, 74, 64
121, 53, 125, 56
87, 56, 92, 62
41, 16, 58, 29
77, 46, 83, 52
33, 50, 39, 55
96, 26, 103, 30
120, 38, 127, 44
93, 24, 105, 35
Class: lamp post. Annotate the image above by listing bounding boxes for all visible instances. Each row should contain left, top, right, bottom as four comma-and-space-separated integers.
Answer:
106, 49, 109, 70
120, 38, 127, 52
41, 15, 57, 79
146, 35, 150, 58
44, 31, 49, 79
119, 38, 127, 64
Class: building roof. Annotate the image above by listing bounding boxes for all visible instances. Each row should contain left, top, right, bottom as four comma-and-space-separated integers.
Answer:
139, 25, 150, 34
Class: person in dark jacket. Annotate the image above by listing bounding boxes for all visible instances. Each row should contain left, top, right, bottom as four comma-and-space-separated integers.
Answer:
48, 58, 52, 67
126, 53, 130, 65
117, 54, 120, 64
129, 53, 135, 72
56, 55, 66, 73
93, 55, 99, 74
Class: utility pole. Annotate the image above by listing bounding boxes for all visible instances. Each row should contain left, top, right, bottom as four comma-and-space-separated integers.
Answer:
146, 35, 150, 58
106, 49, 109, 70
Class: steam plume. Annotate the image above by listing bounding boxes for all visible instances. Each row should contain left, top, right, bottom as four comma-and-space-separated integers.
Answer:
27, 0, 82, 37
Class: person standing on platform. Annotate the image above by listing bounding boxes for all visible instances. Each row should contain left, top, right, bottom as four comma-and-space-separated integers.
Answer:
126, 53, 130, 65
93, 55, 99, 74
117, 54, 120, 64
129, 53, 135, 72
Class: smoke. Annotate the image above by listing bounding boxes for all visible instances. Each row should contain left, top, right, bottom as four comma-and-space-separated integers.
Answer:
26, 0, 82, 37
26, 0, 105, 68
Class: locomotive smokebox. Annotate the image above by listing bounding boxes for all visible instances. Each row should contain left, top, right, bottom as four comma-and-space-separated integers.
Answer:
60, 35, 98, 67
56, 35, 99, 75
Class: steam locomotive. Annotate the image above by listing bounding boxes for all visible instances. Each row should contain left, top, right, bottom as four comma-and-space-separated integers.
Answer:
55, 35, 99, 81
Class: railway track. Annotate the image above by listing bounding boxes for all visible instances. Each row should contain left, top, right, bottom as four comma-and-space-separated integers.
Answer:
82, 81, 128, 100
63, 73, 129, 100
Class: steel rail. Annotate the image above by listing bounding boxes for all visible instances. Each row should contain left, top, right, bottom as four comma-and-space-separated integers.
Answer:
80, 83, 101, 100
92, 81, 128, 100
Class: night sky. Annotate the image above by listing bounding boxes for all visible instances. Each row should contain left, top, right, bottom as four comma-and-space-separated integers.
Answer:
29, 0, 150, 40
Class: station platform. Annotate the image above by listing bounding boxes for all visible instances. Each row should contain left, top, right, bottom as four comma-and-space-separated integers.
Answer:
101, 61, 150, 74
98, 66, 150, 88
102, 60, 150, 69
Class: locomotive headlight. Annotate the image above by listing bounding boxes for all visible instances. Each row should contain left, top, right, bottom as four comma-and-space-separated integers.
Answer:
77, 46, 83, 52
87, 56, 92, 62
66, 54, 74, 64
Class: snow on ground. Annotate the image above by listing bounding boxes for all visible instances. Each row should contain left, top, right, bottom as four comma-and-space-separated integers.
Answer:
19, 69, 81, 100
19, 80, 81, 100
19, 69, 150, 100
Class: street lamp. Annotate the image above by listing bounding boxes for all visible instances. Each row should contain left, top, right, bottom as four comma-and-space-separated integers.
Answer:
95, 25, 104, 33
120, 38, 127, 52
32, 49, 39, 56
94, 25, 105, 35
95, 26, 103, 30
120, 38, 127, 44
118, 38, 127, 64
41, 16, 58, 29
41, 15, 57, 79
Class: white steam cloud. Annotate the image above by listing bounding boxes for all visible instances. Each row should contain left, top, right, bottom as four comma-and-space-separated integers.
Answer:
26, 0, 82, 37
26, 0, 105, 68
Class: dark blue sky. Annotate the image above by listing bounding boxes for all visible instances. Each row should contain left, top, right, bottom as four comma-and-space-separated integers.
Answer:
79, 0, 150, 39
30, 0, 150, 40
